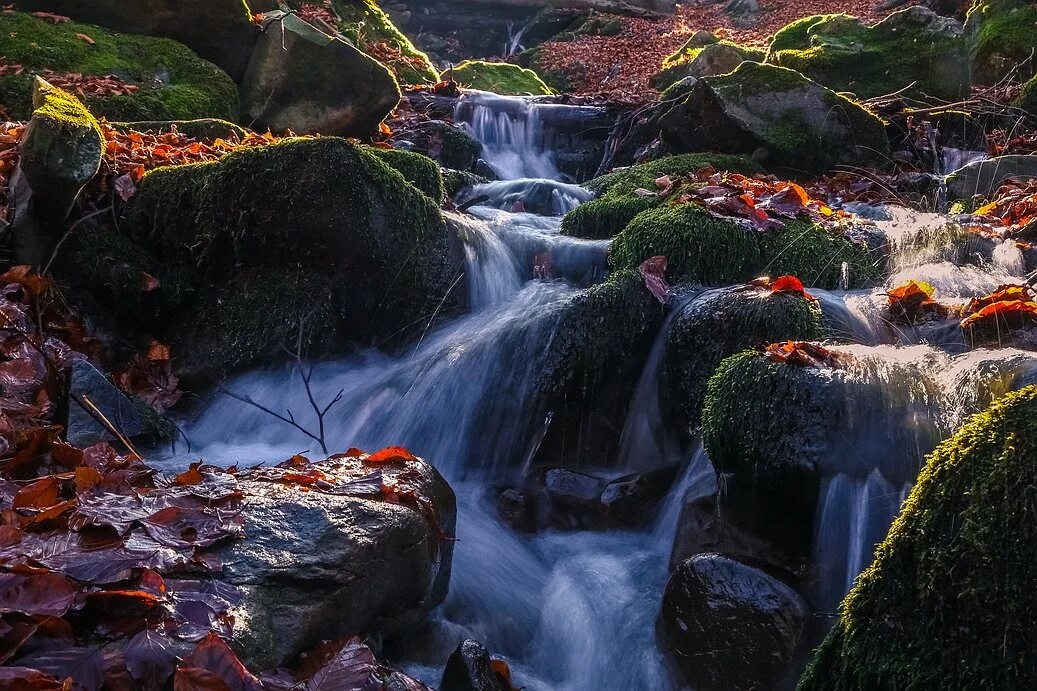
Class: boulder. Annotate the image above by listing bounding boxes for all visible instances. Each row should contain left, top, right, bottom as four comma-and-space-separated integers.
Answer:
664, 285, 823, 433
652, 40, 765, 91
440, 639, 509, 691
964, 0, 1037, 84
240, 12, 401, 137
799, 385, 1037, 690
112, 119, 250, 141
655, 62, 890, 175
333, 0, 440, 85
217, 455, 456, 670
396, 120, 483, 172
767, 7, 970, 100
945, 155, 1037, 199
65, 360, 149, 447
609, 203, 880, 290
598, 464, 681, 527
561, 152, 763, 240
657, 553, 808, 691
448, 61, 554, 96
117, 137, 463, 375
366, 147, 447, 203
0, 12, 238, 122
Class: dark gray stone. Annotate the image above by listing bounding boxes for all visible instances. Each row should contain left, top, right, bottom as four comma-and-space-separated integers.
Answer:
66, 360, 148, 447
440, 639, 507, 691
946, 155, 1037, 200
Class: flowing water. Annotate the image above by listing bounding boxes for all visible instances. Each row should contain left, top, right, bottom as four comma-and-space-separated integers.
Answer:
161, 93, 1036, 688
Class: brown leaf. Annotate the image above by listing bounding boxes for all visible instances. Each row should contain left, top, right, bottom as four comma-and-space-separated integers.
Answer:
183, 632, 261, 691
124, 629, 176, 689
0, 572, 76, 617
13, 477, 60, 510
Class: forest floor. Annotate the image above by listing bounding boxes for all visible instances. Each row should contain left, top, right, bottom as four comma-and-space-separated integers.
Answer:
535, 0, 926, 100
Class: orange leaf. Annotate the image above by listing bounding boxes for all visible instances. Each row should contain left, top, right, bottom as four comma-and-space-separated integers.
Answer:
365, 446, 418, 465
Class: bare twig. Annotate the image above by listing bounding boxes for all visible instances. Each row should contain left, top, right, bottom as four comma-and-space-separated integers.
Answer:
78, 393, 143, 460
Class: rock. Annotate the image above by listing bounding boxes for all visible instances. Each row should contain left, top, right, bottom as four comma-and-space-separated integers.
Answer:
656, 61, 890, 175
111, 119, 250, 141
561, 153, 763, 240
17, 79, 102, 230
366, 147, 447, 203
945, 155, 1037, 199
443, 169, 489, 198
440, 639, 508, 691
599, 464, 680, 527
663, 284, 823, 434
218, 455, 456, 670
65, 360, 149, 447
0, 11, 239, 122
657, 553, 808, 691
448, 61, 554, 96
333, 0, 440, 85
396, 120, 483, 171
609, 203, 880, 290
799, 386, 1037, 689
651, 40, 765, 91
965, 0, 1037, 84
496, 488, 538, 532
119, 138, 463, 375
17, 0, 256, 80
240, 12, 401, 137
767, 7, 970, 100
701, 346, 949, 556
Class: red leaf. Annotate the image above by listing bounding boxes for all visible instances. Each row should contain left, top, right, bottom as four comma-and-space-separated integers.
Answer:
183, 632, 261, 691
365, 446, 418, 465
124, 629, 176, 689
638, 255, 670, 304
0, 666, 67, 690
0, 572, 75, 616
303, 636, 376, 691
13, 477, 60, 509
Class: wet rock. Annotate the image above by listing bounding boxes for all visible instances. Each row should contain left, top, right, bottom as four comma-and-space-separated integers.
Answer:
658, 553, 808, 691
767, 7, 970, 100
945, 155, 1037, 199
656, 61, 890, 175
599, 464, 680, 527
217, 456, 456, 670
65, 360, 149, 447
497, 488, 538, 533
396, 120, 483, 171
240, 12, 401, 137
17, 0, 256, 80
799, 385, 1037, 689
440, 639, 509, 691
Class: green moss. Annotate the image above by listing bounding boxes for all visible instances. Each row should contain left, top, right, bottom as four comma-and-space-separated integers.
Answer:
799, 385, 1037, 690
766, 9, 970, 100
666, 287, 823, 431
443, 169, 486, 198
561, 153, 763, 240
756, 222, 882, 289
365, 147, 446, 204
0, 12, 238, 121
1014, 72, 1037, 113
331, 0, 439, 85
653, 40, 765, 91
965, 0, 1037, 84
447, 60, 553, 96
112, 119, 250, 141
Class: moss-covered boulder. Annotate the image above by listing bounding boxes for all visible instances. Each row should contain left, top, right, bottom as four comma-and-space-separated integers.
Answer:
656, 62, 890, 175
19, 78, 103, 225
701, 346, 949, 554
449, 61, 554, 96
112, 119, 250, 141
240, 12, 400, 137
799, 385, 1037, 690
766, 7, 970, 100
17, 0, 257, 80
395, 120, 483, 172
652, 39, 765, 91
0, 12, 238, 122
964, 0, 1037, 85
610, 204, 880, 289
118, 137, 462, 374
664, 285, 824, 433
561, 153, 763, 240
332, 0, 440, 85
365, 146, 446, 204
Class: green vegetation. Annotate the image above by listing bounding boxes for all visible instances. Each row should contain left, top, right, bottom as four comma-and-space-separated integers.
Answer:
0, 12, 238, 121
331, 0, 439, 84
561, 153, 763, 240
653, 40, 765, 91
766, 10, 970, 100
799, 385, 1037, 689
365, 147, 446, 204
964, 0, 1037, 84
447, 60, 553, 96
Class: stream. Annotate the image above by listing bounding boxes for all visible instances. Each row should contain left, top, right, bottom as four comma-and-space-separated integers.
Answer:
157, 92, 1037, 689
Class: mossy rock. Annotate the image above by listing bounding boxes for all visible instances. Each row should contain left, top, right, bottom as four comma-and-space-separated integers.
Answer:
1013, 70, 1037, 114
397, 120, 482, 172
609, 204, 880, 289
561, 153, 763, 240
121, 137, 463, 374
365, 146, 446, 204
443, 169, 487, 198
112, 119, 250, 141
799, 385, 1037, 689
657, 62, 890, 175
0, 12, 238, 121
448, 61, 553, 96
965, 0, 1037, 85
767, 7, 970, 100
664, 286, 823, 433
331, 0, 439, 85
652, 40, 765, 91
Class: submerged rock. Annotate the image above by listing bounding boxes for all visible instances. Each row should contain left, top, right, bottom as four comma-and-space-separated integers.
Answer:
0, 11, 238, 122
448, 61, 554, 96
799, 385, 1037, 689
240, 12, 401, 137
655, 62, 890, 175
218, 455, 456, 670
657, 553, 808, 691
440, 639, 509, 691
964, 0, 1037, 84
945, 155, 1037, 199
767, 7, 970, 100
